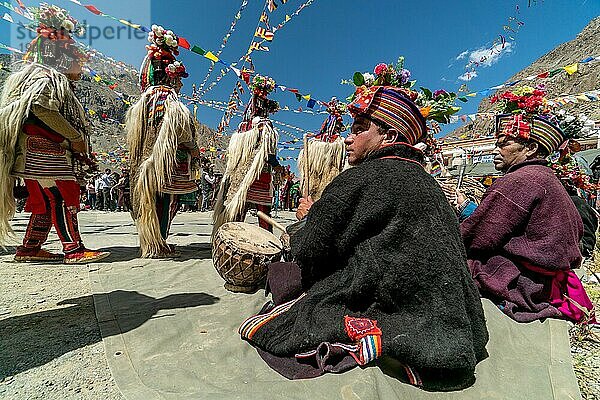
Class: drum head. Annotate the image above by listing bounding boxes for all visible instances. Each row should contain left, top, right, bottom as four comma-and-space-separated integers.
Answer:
217, 222, 282, 255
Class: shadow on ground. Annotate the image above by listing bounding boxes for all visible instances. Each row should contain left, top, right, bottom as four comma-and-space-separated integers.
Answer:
0, 290, 219, 380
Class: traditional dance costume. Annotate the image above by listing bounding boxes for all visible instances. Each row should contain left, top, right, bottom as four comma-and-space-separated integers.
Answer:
127, 25, 199, 258
213, 75, 280, 235
0, 5, 109, 264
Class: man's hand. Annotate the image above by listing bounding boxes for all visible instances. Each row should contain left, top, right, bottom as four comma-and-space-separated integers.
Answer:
280, 233, 291, 251
70, 139, 87, 154
456, 189, 468, 207
296, 196, 314, 220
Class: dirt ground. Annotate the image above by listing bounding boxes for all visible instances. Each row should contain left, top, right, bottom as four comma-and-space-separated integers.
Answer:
0, 211, 599, 399
0, 257, 124, 399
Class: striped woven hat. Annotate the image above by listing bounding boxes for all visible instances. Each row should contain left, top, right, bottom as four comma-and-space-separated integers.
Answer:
496, 113, 565, 154
348, 86, 427, 145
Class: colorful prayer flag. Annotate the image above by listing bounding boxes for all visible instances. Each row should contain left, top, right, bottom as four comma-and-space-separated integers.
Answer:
255, 27, 274, 41
564, 63, 578, 75
119, 19, 140, 29
260, 11, 269, 24
249, 42, 269, 52
268, 0, 278, 12
191, 46, 206, 55
84, 5, 103, 15
178, 37, 191, 50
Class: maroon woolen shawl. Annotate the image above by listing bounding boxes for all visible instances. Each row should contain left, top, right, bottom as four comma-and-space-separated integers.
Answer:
461, 159, 595, 323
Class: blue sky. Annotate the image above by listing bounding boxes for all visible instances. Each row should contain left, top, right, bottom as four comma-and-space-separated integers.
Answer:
1, 0, 599, 160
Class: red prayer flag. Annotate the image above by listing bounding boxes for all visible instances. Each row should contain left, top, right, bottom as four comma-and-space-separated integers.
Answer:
241, 71, 250, 85
84, 5, 103, 15
536, 72, 549, 79
178, 37, 191, 50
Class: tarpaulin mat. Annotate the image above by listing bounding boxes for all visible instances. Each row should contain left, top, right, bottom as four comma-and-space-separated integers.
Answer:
89, 213, 581, 400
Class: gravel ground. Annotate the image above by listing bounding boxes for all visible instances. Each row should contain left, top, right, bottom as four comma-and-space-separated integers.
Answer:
0, 211, 599, 399
0, 213, 123, 400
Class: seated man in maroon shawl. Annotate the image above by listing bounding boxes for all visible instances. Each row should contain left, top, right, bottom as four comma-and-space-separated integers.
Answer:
456, 87, 595, 324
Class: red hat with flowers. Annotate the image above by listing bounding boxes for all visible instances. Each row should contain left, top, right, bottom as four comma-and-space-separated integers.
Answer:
23, 3, 88, 70
139, 25, 189, 92
492, 85, 565, 154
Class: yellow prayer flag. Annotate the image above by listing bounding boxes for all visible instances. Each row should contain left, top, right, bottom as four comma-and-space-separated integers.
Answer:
210, 147, 217, 152
564, 63, 578, 75
0, 63, 3, 70
576, 94, 590, 102
466, 93, 477, 97
302, 94, 311, 100
94, 75, 102, 82
285, 14, 291, 22
119, 19, 140, 29
204, 51, 219, 62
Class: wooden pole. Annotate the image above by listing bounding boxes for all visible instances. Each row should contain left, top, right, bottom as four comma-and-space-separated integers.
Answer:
257, 211, 287, 233
303, 134, 310, 198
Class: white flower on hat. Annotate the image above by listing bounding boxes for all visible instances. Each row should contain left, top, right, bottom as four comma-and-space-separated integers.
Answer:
151, 24, 159, 31
62, 20, 74, 31
363, 72, 375, 86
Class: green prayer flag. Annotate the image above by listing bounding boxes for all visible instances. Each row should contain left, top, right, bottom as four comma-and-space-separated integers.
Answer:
549, 68, 563, 78
191, 46, 206, 55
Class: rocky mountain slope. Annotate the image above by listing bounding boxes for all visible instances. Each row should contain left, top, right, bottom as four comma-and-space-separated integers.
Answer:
446, 16, 600, 141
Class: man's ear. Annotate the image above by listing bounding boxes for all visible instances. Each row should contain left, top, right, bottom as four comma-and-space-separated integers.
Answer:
383, 128, 400, 144
525, 141, 539, 157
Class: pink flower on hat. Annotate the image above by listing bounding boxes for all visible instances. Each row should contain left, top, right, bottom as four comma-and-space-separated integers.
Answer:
374, 63, 388, 76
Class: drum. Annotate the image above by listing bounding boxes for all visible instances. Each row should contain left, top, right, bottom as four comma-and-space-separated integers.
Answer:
212, 222, 283, 293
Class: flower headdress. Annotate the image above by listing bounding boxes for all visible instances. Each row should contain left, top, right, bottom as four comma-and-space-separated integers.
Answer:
139, 25, 188, 91
490, 85, 549, 116
546, 110, 598, 192
239, 74, 279, 130
31, 3, 85, 36
548, 151, 597, 193
317, 97, 347, 142
346, 57, 460, 145
249, 74, 276, 98
491, 85, 567, 154
24, 3, 88, 69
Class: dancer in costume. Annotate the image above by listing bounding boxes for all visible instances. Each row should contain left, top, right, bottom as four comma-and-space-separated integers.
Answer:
297, 98, 346, 201
457, 89, 595, 323
239, 59, 488, 390
212, 75, 281, 236
127, 25, 200, 258
0, 4, 109, 264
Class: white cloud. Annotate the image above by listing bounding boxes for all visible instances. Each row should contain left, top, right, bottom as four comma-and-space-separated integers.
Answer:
458, 71, 478, 81
456, 50, 469, 60
467, 41, 512, 68
455, 41, 513, 81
